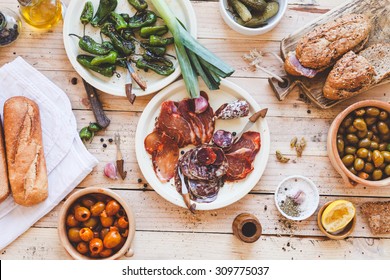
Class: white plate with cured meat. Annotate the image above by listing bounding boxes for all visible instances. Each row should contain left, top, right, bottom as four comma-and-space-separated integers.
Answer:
135, 79, 270, 210
63, 0, 197, 96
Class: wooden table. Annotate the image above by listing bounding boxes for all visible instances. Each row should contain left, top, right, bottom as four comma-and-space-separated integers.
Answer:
1, 0, 390, 260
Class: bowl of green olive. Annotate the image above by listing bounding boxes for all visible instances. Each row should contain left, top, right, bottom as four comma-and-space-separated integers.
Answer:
327, 100, 390, 187
58, 187, 136, 259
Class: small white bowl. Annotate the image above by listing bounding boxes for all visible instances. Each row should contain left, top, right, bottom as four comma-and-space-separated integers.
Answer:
219, 0, 288, 36
274, 175, 319, 221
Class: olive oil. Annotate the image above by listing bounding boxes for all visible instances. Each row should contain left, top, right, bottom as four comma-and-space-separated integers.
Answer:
19, 0, 62, 29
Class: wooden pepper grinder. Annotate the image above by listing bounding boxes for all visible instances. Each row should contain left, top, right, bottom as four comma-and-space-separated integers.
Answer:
232, 213, 262, 243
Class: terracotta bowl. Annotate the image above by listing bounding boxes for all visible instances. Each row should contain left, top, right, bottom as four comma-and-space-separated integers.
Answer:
58, 187, 136, 260
327, 100, 390, 188
317, 201, 356, 240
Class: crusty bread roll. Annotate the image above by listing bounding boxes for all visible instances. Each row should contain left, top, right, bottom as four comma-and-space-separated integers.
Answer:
0, 116, 10, 203
323, 44, 390, 100
284, 14, 372, 78
3, 97, 48, 206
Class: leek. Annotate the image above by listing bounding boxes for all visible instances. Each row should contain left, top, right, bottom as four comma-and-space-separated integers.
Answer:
151, 0, 235, 98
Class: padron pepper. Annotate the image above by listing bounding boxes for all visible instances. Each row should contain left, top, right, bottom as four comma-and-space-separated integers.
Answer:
91, 0, 118, 27
143, 51, 173, 67
91, 51, 119, 66
79, 127, 93, 142
148, 35, 174, 47
80, 1, 94, 25
121, 29, 135, 41
144, 46, 166, 56
139, 25, 168, 38
136, 58, 175, 76
70, 34, 112, 55
77, 54, 116, 77
127, 0, 148, 11
110, 12, 128, 31
101, 23, 135, 56
127, 10, 157, 29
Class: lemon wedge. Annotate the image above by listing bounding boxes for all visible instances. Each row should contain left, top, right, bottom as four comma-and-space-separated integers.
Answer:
321, 200, 356, 233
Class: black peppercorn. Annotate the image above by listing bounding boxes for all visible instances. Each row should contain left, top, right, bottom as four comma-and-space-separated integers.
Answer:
100, 138, 104, 142
108, 138, 113, 143
137, 178, 142, 183
103, 143, 107, 148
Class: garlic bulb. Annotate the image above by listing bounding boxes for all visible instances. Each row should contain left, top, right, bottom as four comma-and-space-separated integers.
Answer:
104, 162, 118, 180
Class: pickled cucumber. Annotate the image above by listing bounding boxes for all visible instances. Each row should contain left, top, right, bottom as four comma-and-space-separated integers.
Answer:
229, 0, 252, 22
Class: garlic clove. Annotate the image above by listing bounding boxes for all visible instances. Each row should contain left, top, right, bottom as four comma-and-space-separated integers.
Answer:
104, 162, 118, 180
292, 190, 306, 205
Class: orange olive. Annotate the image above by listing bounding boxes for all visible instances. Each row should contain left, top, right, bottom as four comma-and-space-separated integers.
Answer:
89, 238, 104, 254
100, 215, 114, 227
117, 216, 129, 229
90, 201, 106, 216
76, 241, 89, 255
66, 214, 79, 227
72, 202, 82, 214
74, 206, 91, 222
99, 248, 113, 258
81, 196, 96, 208
103, 229, 122, 249
105, 200, 121, 216
82, 217, 98, 229
68, 227, 82, 243
121, 229, 129, 238
79, 227, 94, 242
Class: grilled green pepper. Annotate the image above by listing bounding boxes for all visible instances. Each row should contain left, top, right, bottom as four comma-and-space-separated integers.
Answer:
110, 12, 128, 31
148, 35, 174, 46
91, 0, 118, 27
140, 25, 168, 38
79, 127, 93, 142
70, 34, 112, 55
143, 51, 173, 67
127, 11, 157, 28
142, 45, 166, 56
88, 122, 102, 132
127, 0, 148, 11
136, 58, 175, 76
91, 51, 118, 66
122, 29, 135, 41
77, 54, 116, 77
80, 1, 94, 25
120, 13, 131, 22
101, 23, 135, 55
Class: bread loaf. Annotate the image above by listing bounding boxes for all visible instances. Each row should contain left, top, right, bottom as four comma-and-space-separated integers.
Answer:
323, 43, 390, 100
3, 97, 48, 206
0, 116, 10, 203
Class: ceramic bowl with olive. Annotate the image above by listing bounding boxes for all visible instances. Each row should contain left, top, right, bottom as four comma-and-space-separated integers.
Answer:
58, 188, 135, 260
327, 100, 390, 187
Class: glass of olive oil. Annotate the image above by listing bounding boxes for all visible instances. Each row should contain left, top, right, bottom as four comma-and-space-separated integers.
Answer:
18, 0, 62, 29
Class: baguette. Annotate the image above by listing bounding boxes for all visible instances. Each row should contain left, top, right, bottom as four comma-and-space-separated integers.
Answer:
361, 201, 390, 235
0, 116, 10, 203
3, 97, 48, 206
323, 43, 390, 100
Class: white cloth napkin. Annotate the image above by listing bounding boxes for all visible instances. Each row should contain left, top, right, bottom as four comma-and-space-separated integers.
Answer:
0, 57, 99, 250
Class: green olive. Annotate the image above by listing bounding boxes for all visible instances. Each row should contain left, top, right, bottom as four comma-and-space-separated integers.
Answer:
342, 154, 355, 167
357, 129, 368, 139
367, 150, 372, 162
358, 138, 371, 148
364, 162, 375, 173
378, 122, 390, 135
373, 150, 385, 167
347, 125, 358, 134
387, 143, 390, 152
357, 148, 369, 159
345, 146, 357, 155
90, 201, 106, 216
372, 169, 383, 180
370, 141, 379, 150
348, 166, 357, 175
82, 217, 99, 229
346, 134, 359, 145
366, 107, 380, 117
379, 111, 389, 121
354, 158, 365, 171
355, 108, 366, 117
381, 151, 390, 163
353, 118, 367, 131
358, 172, 369, 180
367, 131, 373, 140
68, 227, 82, 243
384, 165, 390, 176
379, 143, 388, 151
342, 116, 353, 128
337, 138, 345, 154
365, 117, 377, 126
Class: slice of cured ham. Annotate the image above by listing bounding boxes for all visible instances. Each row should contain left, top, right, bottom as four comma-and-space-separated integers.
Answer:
144, 131, 162, 155
228, 131, 261, 161
152, 133, 179, 183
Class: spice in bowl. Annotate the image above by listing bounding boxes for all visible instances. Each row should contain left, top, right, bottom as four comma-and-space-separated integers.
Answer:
275, 175, 319, 221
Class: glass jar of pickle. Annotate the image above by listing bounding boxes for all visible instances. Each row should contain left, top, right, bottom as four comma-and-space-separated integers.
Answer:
18, 0, 62, 29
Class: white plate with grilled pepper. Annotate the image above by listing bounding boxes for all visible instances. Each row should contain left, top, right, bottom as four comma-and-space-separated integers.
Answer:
63, 0, 197, 97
